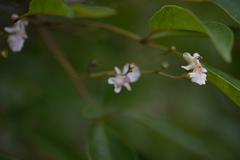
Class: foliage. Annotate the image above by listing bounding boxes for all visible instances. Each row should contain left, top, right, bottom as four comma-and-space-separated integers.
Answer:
1, 0, 240, 159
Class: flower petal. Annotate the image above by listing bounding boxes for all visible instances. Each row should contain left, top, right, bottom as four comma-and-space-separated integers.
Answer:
202, 67, 207, 73
189, 72, 207, 85
22, 21, 28, 26
8, 35, 25, 52
114, 67, 121, 74
123, 83, 131, 91
191, 76, 206, 85
11, 14, 19, 18
108, 77, 116, 84
123, 63, 129, 74
128, 66, 141, 82
114, 85, 122, 93
183, 52, 193, 62
181, 64, 195, 71
193, 53, 200, 58
4, 26, 19, 33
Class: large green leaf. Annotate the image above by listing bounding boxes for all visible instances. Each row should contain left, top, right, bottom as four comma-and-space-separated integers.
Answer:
211, 0, 240, 24
150, 5, 233, 63
125, 112, 208, 155
169, 0, 240, 24
148, 30, 206, 40
203, 22, 233, 62
87, 123, 139, 160
18, 0, 116, 19
28, 0, 67, 16
205, 64, 240, 107
102, 112, 209, 159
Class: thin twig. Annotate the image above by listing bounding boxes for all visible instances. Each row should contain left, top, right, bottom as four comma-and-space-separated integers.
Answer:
158, 72, 188, 79
79, 71, 116, 79
29, 19, 177, 56
136, 52, 168, 66
37, 24, 91, 105
70, 20, 141, 42
144, 42, 168, 52
31, 18, 186, 82
141, 70, 158, 74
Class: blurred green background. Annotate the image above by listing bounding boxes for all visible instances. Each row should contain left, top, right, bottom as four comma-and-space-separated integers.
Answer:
1, 0, 240, 159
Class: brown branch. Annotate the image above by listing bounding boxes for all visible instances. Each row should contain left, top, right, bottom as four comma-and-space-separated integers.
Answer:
136, 52, 168, 66
158, 72, 188, 79
37, 24, 91, 105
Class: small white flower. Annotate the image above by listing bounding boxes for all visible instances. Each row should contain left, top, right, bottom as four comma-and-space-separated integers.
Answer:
181, 52, 207, 85
4, 14, 28, 52
108, 63, 141, 93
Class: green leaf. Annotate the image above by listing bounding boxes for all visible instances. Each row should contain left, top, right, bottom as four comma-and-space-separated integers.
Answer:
205, 64, 240, 107
87, 123, 139, 160
203, 22, 233, 63
170, 0, 240, 24
210, 0, 240, 24
150, 5, 233, 63
149, 30, 206, 40
102, 112, 209, 159
150, 6, 205, 33
125, 112, 208, 155
19, 0, 116, 19
71, 5, 116, 18
28, 0, 68, 16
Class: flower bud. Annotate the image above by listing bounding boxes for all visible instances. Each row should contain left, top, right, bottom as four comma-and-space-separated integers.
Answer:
161, 61, 169, 69
89, 60, 97, 67
129, 62, 135, 70
169, 45, 176, 52
1, 50, 8, 58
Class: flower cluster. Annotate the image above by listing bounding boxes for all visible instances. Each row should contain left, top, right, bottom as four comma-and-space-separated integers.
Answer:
108, 63, 141, 93
3, 13, 207, 92
108, 52, 207, 93
181, 52, 207, 85
4, 14, 28, 52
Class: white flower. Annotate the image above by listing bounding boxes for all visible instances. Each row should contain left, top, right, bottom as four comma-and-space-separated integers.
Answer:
108, 63, 141, 93
4, 14, 28, 52
181, 52, 207, 85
